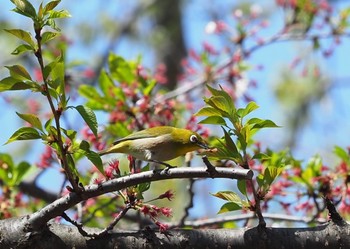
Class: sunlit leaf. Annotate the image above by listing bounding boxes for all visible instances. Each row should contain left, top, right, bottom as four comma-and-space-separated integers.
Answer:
5, 65, 32, 80
5, 127, 41, 144
74, 105, 98, 137
16, 112, 43, 131
211, 190, 241, 202
4, 29, 36, 48
11, 0, 37, 19
41, 31, 60, 44
11, 44, 34, 55
217, 202, 241, 214
0, 77, 34, 92
237, 101, 259, 118
198, 116, 226, 126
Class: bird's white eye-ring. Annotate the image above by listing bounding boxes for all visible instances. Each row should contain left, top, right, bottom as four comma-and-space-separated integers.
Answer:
190, 135, 198, 143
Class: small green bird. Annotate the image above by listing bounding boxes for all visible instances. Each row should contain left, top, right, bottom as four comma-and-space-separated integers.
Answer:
99, 126, 208, 166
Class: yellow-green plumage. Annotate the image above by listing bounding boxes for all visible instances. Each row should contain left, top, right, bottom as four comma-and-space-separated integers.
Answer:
99, 126, 207, 162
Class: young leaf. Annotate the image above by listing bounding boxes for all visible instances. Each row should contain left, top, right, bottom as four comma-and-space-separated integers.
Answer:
41, 31, 60, 44
5, 127, 41, 144
211, 190, 241, 202
11, 44, 34, 55
4, 29, 36, 48
333, 146, 350, 163
74, 105, 98, 137
217, 202, 241, 214
5, 65, 32, 80
248, 118, 279, 130
61, 128, 77, 141
43, 0, 61, 13
198, 116, 227, 126
195, 106, 223, 117
11, 0, 37, 19
48, 10, 71, 19
108, 54, 135, 84
237, 179, 247, 197
16, 112, 43, 131
66, 153, 79, 181
79, 140, 104, 175
12, 161, 31, 185
98, 69, 115, 96
237, 101, 259, 118
137, 182, 151, 194
206, 85, 236, 115
204, 96, 230, 116
0, 77, 35, 92
222, 127, 239, 156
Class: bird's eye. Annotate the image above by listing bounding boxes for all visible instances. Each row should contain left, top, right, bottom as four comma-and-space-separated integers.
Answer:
190, 135, 198, 143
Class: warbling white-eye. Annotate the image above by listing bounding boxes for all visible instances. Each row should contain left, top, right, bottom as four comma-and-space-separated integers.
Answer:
99, 126, 208, 167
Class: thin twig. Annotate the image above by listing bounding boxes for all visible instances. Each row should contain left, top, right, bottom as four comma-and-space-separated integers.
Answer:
202, 155, 217, 177
61, 204, 131, 238
34, 27, 80, 192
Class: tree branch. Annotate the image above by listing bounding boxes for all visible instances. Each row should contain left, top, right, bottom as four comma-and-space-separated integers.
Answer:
2, 219, 349, 249
24, 167, 253, 231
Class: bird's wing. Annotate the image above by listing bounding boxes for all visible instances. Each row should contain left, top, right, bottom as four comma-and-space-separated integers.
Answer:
112, 130, 158, 145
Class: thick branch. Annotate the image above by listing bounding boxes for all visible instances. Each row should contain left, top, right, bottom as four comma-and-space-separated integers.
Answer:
24, 167, 253, 230
1, 219, 349, 249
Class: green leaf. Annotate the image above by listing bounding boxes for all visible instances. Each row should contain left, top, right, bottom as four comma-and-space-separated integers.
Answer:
41, 31, 60, 44
108, 54, 135, 84
78, 85, 100, 99
252, 153, 270, 160
257, 166, 284, 191
43, 0, 61, 13
143, 79, 156, 96
211, 190, 241, 202
136, 181, 151, 199
217, 202, 241, 214
79, 140, 104, 175
206, 85, 236, 115
195, 106, 223, 117
198, 116, 227, 126
5, 127, 41, 144
11, 0, 37, 19
49, 55, 65, 93
74, 105, 98, 137
138, 182, 151, 194
66, 153, 79, 181
249, 118, 279, 130
222, 128, 240, 156
5, 29, 36, 48
12, 161, 31, 185
237, 101, 259, 118
334, 146, 350, 163
48, 9, 71, 19
204, 96, 230, 116
98, 69, 115, 96
5, 65, 32, 80
264, 166, 283, 185
0, 77, 36, 92
237, 179, 247, 197
16, 112, 43, 131
11, 44, 34, 55
0, 154, 14, 183
61, 128, 77, 141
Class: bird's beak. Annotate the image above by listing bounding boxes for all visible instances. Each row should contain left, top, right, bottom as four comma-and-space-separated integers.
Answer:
198, 141, 209, 150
